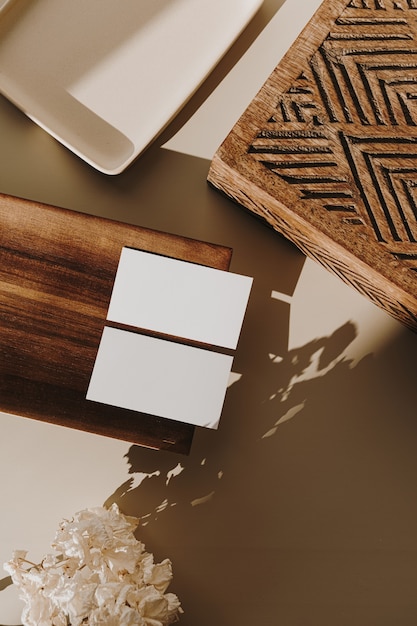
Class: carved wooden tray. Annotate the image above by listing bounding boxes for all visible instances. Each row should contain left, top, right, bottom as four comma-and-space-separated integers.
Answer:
208, 0, 417, 331
0, 193, 232, 453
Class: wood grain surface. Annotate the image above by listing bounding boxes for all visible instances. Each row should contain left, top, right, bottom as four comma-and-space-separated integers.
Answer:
208, 0, 417, 331
0, 193, 232, 453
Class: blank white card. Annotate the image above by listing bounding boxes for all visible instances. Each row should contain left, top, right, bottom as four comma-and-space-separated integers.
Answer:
107, 247, 253, 349
87, 327, 233, 429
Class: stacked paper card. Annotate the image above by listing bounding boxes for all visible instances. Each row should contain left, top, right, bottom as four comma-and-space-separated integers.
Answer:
87, 247, 253, 429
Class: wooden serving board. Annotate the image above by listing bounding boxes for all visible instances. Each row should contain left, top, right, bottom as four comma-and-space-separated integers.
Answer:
208, 0, 417, 331
0, 193, 232, 454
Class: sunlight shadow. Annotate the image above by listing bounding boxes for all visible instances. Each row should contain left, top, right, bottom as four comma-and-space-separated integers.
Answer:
105, 318, 359, 525
0, 577, 12, 592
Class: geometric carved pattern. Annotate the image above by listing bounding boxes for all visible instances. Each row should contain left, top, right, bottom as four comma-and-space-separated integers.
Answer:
249, 0, 417, 251
208, 0, 417, 330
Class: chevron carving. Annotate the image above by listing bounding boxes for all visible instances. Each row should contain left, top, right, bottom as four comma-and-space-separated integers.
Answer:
249, 0, 417, 258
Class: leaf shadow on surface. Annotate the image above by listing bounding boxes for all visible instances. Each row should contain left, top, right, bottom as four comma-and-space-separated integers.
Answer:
105, 321, 359, 525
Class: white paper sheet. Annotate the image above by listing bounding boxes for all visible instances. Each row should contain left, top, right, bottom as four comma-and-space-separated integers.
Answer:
86, 326, 233, 428
107, 247, 253, 349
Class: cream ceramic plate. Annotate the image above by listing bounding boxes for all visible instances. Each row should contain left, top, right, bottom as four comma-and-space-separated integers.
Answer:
0, 0, 263, 174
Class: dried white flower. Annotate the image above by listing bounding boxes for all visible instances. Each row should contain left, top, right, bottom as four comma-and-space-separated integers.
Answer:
4, 504, 182, 626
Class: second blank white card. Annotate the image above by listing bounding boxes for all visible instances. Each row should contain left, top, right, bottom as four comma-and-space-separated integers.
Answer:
86, 326, 234, 429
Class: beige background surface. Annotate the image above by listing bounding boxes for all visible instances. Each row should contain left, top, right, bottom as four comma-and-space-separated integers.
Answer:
2, 1, 417, 624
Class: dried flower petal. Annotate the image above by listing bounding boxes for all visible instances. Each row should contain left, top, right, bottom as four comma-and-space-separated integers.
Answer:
143, 558, 173, 594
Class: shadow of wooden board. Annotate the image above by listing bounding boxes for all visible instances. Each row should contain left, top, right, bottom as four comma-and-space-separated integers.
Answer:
208, 0, 417, 331
0, 193, 232, 454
